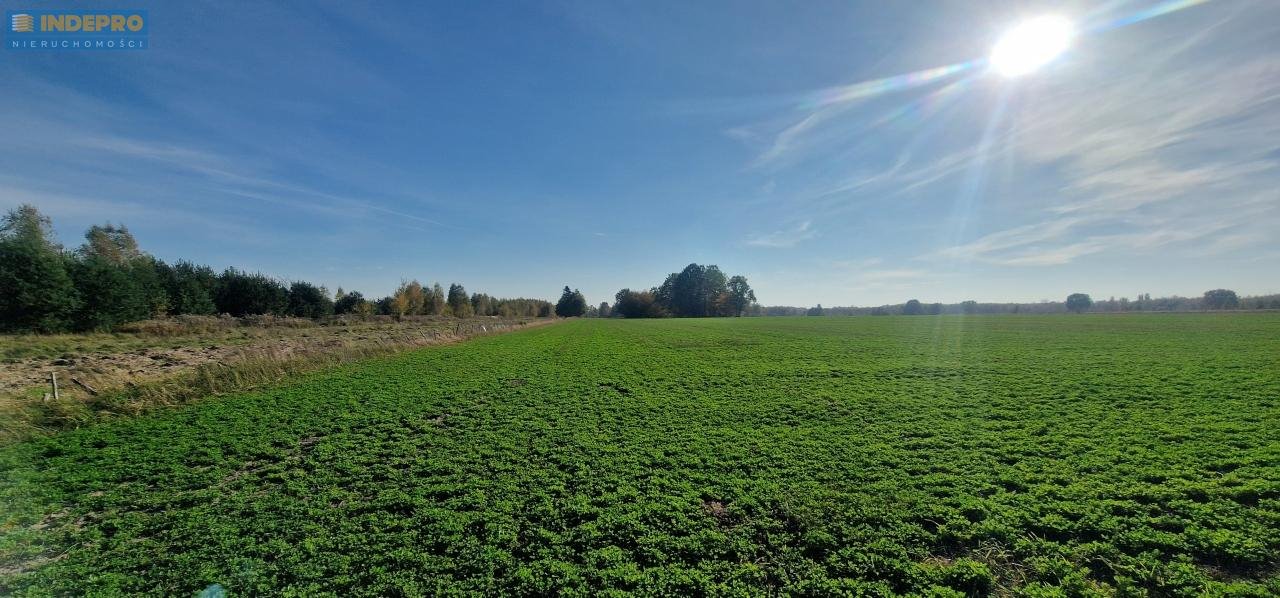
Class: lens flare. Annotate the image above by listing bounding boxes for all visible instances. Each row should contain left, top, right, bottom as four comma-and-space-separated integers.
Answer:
1086, 0, 1211, 33
989, 16, 1075, 77
802, 61, 976, 109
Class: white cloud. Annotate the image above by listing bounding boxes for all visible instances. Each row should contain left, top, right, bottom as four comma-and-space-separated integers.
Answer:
745, 220, 817, 248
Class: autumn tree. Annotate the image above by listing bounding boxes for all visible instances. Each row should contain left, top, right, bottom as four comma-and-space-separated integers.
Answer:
427, 282, 446, 315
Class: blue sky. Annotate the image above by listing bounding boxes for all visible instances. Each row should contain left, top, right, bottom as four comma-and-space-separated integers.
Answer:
2, 0, 1277, 306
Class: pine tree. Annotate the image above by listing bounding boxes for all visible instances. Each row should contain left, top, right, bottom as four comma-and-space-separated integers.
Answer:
71, 224, 167, 328
0, 205, 79, 332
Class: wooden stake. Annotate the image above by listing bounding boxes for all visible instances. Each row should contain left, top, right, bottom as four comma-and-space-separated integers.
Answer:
50, 372, 59, 401
71, 377, 99, 396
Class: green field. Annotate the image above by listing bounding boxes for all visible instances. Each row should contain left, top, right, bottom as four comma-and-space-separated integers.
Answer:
2, 315, 1278, 596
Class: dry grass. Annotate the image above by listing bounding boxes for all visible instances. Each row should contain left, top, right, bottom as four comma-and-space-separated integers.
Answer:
114, 314, 317, 336
0, 317, 557, 443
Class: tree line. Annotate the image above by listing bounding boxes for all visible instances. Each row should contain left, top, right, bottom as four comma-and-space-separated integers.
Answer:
382, 280, 552, 320
611, 263, 757, 318
0, 205, 552, 333
768, 289, 1279, 317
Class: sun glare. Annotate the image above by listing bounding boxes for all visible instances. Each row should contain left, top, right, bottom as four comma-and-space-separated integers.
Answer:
990, 15, 1074, 77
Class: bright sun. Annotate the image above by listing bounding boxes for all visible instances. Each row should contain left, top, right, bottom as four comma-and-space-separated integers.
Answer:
990, 15, 1075, 77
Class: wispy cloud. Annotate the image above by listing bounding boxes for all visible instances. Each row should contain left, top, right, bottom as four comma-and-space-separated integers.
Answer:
934, 217, 1089, 262
964, 52, 1280, 265
860, 268, 931, 282
745, 221, 817, 248
831, 257, 884, 269
852, 267, 946, 294
727, 1, 1280, 274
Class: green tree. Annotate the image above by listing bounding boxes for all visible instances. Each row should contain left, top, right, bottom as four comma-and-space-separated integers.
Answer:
374, 296, 394, 316
287, 281, 334, 319
902, 299, 923, 315
1065, 293, 1093, 314
0, 205, 79, 332
71, 225, 166, 329
1202, 289, 1239, 310
447, 283, 473, 317
334, 290, 367, 315
161, 260, 217, 315
215, 268, 288, 316
69, 256, 146, 330
555, 286, 587, 317
723, 275, 756, 316
656, 263, 731, 317
471, 293, 495, 316
613, 288, 665, 318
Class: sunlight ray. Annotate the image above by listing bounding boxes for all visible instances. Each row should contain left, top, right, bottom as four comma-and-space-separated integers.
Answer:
800, 61, 978, 110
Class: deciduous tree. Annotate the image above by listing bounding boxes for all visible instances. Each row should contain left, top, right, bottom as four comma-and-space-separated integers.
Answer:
447, 283, 473, 317
723, 275, 756, 316
903, 299, 923, 315
1065, 293, 1093, 314
1202, 289, 1239, 310
555, 286, 587, 317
